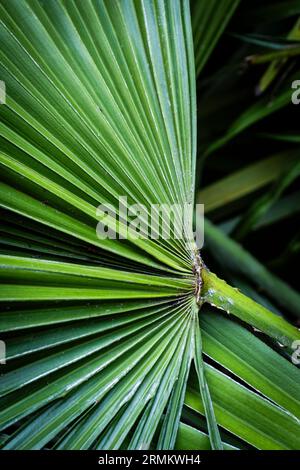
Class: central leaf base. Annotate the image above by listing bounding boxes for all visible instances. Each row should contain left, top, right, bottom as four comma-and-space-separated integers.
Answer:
193, 250, 203, 304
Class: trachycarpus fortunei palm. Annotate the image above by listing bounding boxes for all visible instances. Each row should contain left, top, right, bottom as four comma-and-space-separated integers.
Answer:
0, 0, 299, 451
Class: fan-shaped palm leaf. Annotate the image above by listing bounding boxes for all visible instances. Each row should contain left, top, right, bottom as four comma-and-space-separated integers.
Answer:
0, 0, 299, 451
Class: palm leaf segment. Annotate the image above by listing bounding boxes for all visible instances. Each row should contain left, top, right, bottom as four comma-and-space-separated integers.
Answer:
0, 0, 299, 450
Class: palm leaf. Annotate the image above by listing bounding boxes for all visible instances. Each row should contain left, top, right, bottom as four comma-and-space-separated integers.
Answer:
191, 0, 240, 76
0, 0, 299, 452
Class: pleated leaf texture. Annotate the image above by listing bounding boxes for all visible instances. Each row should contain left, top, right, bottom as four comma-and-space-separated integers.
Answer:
0, 0, 300, 451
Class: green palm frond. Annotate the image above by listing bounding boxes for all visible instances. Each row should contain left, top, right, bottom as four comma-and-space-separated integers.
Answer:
0, 0, 299, 452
